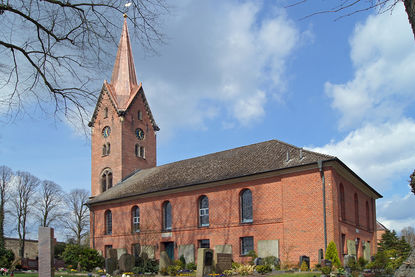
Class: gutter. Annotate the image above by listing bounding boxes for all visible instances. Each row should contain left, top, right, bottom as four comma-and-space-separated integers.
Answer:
318, 160, 328, 252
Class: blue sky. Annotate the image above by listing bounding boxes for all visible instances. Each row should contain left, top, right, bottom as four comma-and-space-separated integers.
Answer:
1, 0, 415, 234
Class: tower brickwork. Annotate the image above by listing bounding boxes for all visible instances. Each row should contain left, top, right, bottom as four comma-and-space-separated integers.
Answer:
89, 19, 158, 197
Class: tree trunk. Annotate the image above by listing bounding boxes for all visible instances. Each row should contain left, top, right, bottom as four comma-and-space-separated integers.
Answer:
404, 0, 415, 40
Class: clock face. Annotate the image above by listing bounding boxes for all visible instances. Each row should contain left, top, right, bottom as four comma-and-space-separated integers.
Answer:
135, 128, 145, 140
102, 126, 111, 138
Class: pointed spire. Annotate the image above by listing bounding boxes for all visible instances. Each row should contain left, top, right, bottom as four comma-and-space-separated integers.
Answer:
110, 17, 138, 106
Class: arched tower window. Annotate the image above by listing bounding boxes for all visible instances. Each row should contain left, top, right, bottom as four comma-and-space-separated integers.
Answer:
138, 110, 143, 120
354, 193, 359, 226
105, 210, 112, 235
102, 144, 107, 156
340, 183, 346, 220
163, 201, 172, 231
101, 169, 113, 192
199, 196, 209, 227
132, 206, 140, 233
104, 107, 108, 118
106, 142, 111, 155
140, 146, 145, 158
240, 189, 253, 223
366, 201, 370, 230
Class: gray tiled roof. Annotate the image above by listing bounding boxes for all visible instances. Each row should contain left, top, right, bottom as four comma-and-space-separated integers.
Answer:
89, 140, 338, 204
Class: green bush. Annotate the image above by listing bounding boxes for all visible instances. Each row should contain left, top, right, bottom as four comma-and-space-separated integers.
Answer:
174, 259, 184, 269
264, 256, 279, 268
167, 264, 181, 276
133, 266, 145, 274
321, 266, 331, 274
0, 248, 14, 268
255, 264, 272, 274
300, 260, 308, 271
357, 256, 367, 269
61, 244, 104, 271
223, 269, 234, 276
185, 262, 196, 270
325, 241, 341, 268
159, 267, 169, 275
179, 255, 186, 267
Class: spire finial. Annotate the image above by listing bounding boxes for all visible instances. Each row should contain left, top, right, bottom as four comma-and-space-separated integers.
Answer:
123, 13, 127, 18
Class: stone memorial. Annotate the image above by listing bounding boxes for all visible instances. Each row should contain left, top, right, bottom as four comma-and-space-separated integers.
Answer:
347, 240, 356, 256
299, 255, 310, 269
141, 245, 155, 259
117, 248, 127, 260
215, 253, 232, 273
363, 241, 371, 261
118, 253, 135, 272
159, 251, 171, 270
318, 249, 324, 264
178, 244, 195, 263
257, 240, 279, 258
105, 257, 117, 275
196, 248, 213, 277
38, 226, 55, 277
254, 257, 263, 266
109, 248, 118, 260
214, 245, 232, 254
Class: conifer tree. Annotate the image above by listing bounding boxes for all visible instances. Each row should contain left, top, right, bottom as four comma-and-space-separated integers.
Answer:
325, 241, 341, 268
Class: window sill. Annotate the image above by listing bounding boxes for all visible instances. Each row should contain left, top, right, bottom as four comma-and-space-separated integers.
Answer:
240, 220, 253, 225
199, 225, 210, 228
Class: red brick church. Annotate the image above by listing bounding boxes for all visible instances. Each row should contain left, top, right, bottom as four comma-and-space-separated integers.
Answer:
88, 19, 382, 266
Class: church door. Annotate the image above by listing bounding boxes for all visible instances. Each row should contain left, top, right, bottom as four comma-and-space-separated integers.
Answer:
164, 242, 174, 261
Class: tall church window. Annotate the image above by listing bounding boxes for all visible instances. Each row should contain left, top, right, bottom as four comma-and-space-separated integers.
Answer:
354, 193, 359, 226
101, 169, 113, 192
105, 210, 112, 235
163, 201, 172, 231
132, 206, 140, 232
135, 144, 145, 158
102, 144, 107, 156
199, 196, 209, 227
138, 110, 143, 120
106, 143, 111, 155
104, 107, 108, 118
366, 201, 370, 230
240, 237, 253, 255
340, 183, 346, 220
140, 146, 145, 158
240, 189, 253, 223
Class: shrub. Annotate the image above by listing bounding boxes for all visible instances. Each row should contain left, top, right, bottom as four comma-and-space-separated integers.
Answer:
300, 260, 308, 271
264, 256, 279, 269
223, 269, 234, 276
167, 264, 181, 276
179, 255, 186, 267
231, 262, 241, 269
0, 248, 15, 268
185, 262, 196, 270
357, 257, 367, 269
321, 266, 331, 274
174, 259, 184, 269
255, 264, 272, 274
325, 241, 341, 268
235, 264, 255, 275
159, 267, 169, 276
133, 266, 145, 274
61, 244, 104, 271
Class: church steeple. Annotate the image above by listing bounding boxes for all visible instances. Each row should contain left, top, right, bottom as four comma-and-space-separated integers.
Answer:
110, 17, 138, 107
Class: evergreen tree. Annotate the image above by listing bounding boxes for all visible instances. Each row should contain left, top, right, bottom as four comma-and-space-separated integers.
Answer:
325, 241, 341, 268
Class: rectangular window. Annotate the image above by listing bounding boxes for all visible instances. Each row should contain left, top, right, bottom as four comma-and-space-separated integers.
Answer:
240, 237, 254, 255
105, 245, 112, 258
198, 239, 210, 248
132, 243, 140, 259
341, 234, 346, 255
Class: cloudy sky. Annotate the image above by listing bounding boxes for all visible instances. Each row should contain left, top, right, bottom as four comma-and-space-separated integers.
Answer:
1, 0, 414, 235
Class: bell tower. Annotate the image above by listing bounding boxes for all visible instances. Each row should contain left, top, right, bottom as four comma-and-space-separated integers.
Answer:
89, 17, 159, 197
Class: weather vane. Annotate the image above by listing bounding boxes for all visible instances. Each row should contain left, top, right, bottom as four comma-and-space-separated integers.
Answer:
124, 2, 132, 18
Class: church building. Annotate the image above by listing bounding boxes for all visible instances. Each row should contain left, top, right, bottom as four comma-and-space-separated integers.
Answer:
88, 19, 382, 266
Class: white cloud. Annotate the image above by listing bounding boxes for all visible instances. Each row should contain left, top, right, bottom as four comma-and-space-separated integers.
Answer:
309, 119, 415, 191
378, 193, 415, 231
138, 0, 301, 138
325, 5, 415, 129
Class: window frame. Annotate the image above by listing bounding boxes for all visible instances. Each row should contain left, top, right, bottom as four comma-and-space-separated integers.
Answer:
354, 193, 359, 227
339, 183, 346, 220
240, 236, 254, 256
199, 195, 209, 227
163, 201, 172, 231
198, 239, 210, 249
240, 189, 253, 223
132, 206, 140, 233
105, 210, 112, 235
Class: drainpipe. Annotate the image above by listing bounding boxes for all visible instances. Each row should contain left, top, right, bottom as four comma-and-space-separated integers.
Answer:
318, 160, 328, 252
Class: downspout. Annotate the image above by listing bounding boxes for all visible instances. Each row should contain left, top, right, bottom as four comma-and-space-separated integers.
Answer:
318, 160, 328, 252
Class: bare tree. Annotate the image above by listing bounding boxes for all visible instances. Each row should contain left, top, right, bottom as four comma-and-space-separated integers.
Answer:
35, 180, 64, 227
65, 189, 89, 245
0, 0, 167, 127
401, 226, 415, 246
289, 0, 415, 39
11, 171, 39, 259
0, 165, 12, 249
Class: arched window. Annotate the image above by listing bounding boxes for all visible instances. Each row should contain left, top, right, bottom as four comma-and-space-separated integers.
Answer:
132, 206, 140, 232
102, 144, 107, 156
106, 143, 111, 155
135, 144, 139, 157
366, 201, 370, 230
104, 107, 108, 118
199, 196, 209, 227
240, 189, 253, 223
354, 193, 359, 226
101, 169, 113, 192
163, 201, 172, 231
340, 183, 346, 220
105, 210, 112, 235
140, 146, 145, 158
138, 110, 143, 120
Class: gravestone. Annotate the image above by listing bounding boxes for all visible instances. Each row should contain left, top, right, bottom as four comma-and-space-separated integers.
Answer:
159, 251, 171, 270
347, 240, 356, 256
105, 258, 117, 275
118, 253, 135, 272
318, 249, 324, 264
109, 248, 118, 260
141, 245, 155, 259
178, 244, 195, 263
38, 227, 55, 277
196, 248, 214, 277
117, 248, 127, 260
215, 253, 232, 273
214, 245, 232, 254
299, 255, 310, 269
254, 257, 263, 266
257, 240, 279, 258
363, 241, 371, 261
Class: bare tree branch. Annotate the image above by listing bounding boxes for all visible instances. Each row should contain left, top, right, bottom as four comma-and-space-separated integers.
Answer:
35, 180, 64, 227
65, 189, 89, 245
0, 165, 13, 250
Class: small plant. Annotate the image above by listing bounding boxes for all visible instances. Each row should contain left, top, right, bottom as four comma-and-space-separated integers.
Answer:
167, 264, 182, 276
174, 259, 185, 269
255, 264, 272, 274
321, 266, 331, 275
300, 260, 309, 271
325, 241, 341, 268
231, 262, 241, 269
235, 264, 255, 275
185, 262, 196, 270
159, 267, 169, 276
223, 269, 234, 276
